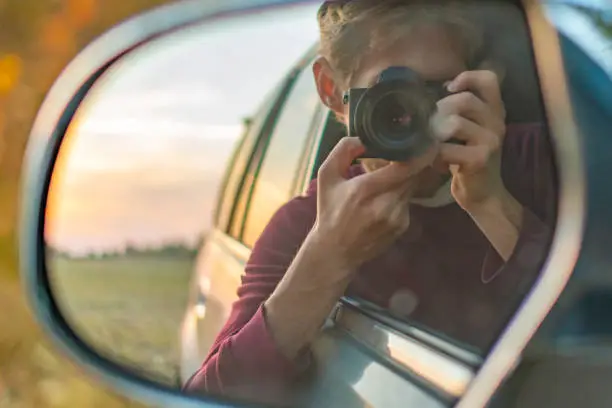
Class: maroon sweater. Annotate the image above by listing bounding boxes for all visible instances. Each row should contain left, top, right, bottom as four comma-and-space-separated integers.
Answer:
184, 123, 556, 401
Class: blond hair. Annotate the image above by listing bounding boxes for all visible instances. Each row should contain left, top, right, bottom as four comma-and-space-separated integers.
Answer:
316, 0, 485, 89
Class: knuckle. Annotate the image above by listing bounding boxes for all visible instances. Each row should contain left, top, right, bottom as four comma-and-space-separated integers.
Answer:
383, 214, 400, 230
331, 138, 350, 156
474, 148, 490, 168
482, 69, 499, 84
488, 132, 502, 152
449, 115, 464, 134
348, 184, 363, 201
454, 70, 470, 85
365, 205, 382, 223
457, 92, 477, 110
436, 96, 450, 109
372, 203, 393, 224
337, 136, 351, 147
494, 121, 506, 137
317, 162, 329, 178
339, 136, 359, 149
375, 204, 391, 221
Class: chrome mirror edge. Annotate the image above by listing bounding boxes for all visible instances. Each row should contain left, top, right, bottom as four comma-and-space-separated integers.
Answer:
457, 1, 586, 406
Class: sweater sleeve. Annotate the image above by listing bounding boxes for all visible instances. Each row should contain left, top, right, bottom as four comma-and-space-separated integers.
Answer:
183, 181, 318, 403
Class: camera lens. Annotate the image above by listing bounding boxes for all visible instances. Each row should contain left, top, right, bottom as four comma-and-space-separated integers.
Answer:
352, 74, 438, 161
369, 91, 418, 143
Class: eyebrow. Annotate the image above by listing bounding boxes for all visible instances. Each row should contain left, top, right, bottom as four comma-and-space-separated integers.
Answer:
361, 71, 455, 88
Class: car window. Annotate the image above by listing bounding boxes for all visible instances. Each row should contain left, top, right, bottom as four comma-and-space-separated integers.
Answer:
241, 66, 321, 248
227, 73, 299, 240
215, 85, 282, 232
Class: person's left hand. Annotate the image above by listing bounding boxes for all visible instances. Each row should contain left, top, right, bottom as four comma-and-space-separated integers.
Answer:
432, 70, 508, 213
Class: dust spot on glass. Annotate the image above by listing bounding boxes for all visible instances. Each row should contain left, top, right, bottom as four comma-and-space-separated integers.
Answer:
388, 289, 419, 317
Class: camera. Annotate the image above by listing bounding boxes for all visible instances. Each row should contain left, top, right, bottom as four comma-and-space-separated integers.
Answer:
344, 66, 454, 161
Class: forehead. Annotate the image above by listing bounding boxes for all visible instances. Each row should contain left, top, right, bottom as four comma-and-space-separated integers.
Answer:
351, 24, 467, 88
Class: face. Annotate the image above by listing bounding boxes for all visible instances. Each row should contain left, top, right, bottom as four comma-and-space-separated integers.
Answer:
315, 23, 468, 198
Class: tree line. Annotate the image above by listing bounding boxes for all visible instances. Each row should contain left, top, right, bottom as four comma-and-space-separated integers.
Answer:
48, 235, 205, 260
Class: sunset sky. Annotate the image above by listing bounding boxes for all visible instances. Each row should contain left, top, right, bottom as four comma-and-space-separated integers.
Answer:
45, 3, 320, 254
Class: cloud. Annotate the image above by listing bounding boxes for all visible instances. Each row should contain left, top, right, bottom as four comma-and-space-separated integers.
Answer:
75, 118, 242, 142
62, 122, 242, 173
47, 126, 241, 253
81, 87, 225, 118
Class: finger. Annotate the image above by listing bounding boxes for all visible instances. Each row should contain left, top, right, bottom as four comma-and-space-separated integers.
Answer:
318, 137, 365, 185
447, 70, 505, 120
357, 148, 436, 196
432, 114, 500, 149
438, 143, 492, 172
436, 91, 494, 130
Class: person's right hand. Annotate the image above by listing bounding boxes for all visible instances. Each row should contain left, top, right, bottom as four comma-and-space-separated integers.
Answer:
311, 137, 436, 273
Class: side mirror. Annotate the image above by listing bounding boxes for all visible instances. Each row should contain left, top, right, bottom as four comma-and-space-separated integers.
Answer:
21, 0, 607, 407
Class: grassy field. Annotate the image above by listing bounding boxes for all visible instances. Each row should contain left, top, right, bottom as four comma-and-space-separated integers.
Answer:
47, 254, 194, 388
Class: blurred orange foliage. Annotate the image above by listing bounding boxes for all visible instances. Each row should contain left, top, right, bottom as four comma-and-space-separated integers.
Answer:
39, 14, 77, 58
0, 54, 22, 96
0, 0, 172, 406
65, 0, 98, 29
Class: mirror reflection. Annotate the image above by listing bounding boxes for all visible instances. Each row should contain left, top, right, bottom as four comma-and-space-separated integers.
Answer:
45, 3, 321, 388
44, 1, 557, 406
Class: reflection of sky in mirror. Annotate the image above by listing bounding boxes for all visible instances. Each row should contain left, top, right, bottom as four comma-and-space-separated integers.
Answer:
547, 0, 612, 77
46, 4, 320, 254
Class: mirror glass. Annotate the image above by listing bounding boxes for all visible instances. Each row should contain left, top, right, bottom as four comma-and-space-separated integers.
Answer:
44, 1, 558, 406
45, 3, 321, 388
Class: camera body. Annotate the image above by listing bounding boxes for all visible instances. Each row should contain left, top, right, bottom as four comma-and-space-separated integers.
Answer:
344, 66, 455, 161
